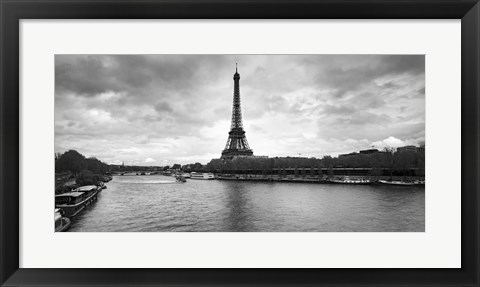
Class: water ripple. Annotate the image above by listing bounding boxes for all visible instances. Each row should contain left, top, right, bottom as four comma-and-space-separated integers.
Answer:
68, 176, 425, 232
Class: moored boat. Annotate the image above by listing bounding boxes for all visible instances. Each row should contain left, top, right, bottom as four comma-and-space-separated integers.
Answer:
190, 172, 215, 180
102, 175, 112, 182
97, 181, 107, 189
55, 185, 101, 217
413, 180, 425, 186
54, 208, 71, 232
328, 177, 371, 185
378, 180, 416, 186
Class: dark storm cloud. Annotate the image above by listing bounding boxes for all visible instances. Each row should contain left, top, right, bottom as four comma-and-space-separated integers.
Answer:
56, 55, 230, 99
305, 55, 424, 98
55, 54, 425, 164
154, 102, 174, 113
56, 56, 111, 96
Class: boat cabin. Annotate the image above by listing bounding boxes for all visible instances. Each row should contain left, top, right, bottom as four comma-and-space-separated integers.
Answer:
55, 185, 97, 205
55, 192, 86, 205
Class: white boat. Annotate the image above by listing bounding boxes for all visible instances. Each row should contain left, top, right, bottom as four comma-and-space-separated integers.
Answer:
190, 172, 215, 180
182, 173, 191, 178
329, 177, 371, 185
54, 208, 71, 232
378, 180, 416, 186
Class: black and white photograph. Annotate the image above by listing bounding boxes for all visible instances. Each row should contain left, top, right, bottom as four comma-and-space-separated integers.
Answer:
54, 54, 425, 232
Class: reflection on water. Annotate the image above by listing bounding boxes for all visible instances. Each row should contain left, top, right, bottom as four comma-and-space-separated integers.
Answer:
68, 176, 425, 232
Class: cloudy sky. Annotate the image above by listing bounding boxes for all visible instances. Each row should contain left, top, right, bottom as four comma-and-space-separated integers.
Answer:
55, 55, 425, 166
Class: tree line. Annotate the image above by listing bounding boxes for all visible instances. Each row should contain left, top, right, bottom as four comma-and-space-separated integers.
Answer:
205, 149, 425, 176
55, 150, 110, 175
55, 148, 425, 178
55, 150, 112, 189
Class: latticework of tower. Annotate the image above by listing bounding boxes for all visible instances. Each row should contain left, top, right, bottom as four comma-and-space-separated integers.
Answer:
221, 65, 253, 159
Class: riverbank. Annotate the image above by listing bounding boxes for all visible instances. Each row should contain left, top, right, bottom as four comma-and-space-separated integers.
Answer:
215, 174, 424, 185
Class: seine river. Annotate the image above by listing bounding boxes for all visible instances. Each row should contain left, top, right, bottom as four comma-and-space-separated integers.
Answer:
69, 175, 425, 232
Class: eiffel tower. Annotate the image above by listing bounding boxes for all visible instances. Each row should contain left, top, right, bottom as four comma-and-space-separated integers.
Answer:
221, 64, 254, 159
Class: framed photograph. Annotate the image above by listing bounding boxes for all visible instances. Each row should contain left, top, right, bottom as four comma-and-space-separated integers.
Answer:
1, 0, 479, 286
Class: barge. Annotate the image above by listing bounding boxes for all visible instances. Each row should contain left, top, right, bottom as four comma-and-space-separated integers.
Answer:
55, 185, 101, 218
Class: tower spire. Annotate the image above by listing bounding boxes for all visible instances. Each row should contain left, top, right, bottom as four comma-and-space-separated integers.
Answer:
221, 64, 253, 159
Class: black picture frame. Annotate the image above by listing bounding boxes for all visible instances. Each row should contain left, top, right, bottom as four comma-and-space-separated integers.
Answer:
1, 0, 479, 286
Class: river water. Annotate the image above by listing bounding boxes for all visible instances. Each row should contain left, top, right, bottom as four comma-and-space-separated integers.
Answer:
68, 175, 425, 232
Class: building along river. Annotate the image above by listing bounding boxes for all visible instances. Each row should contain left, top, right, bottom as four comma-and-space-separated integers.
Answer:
68, 175, 425, 232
